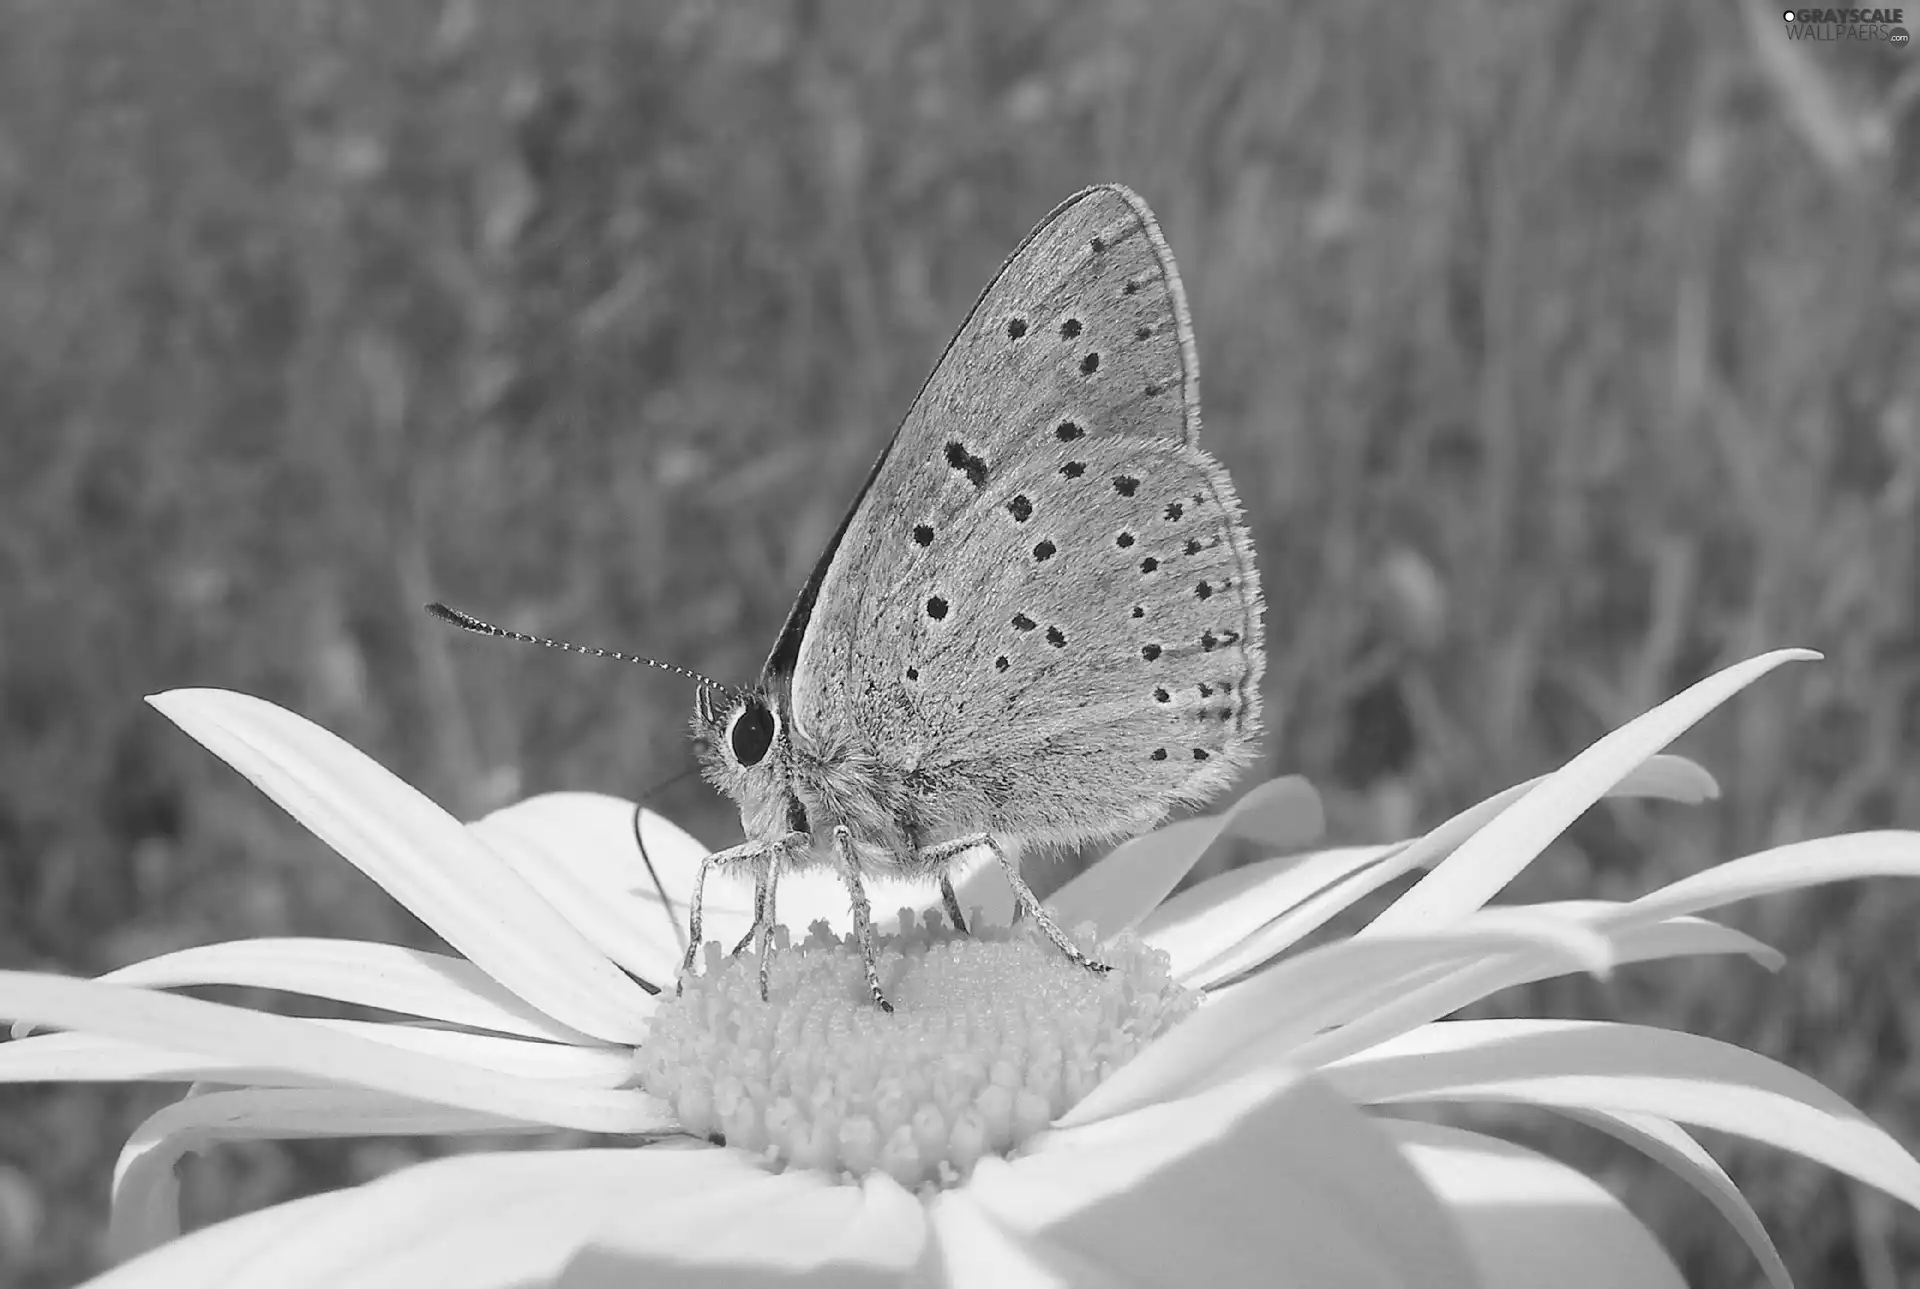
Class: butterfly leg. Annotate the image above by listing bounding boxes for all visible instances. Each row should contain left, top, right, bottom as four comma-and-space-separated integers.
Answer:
938, 874, 969, 936
678, 835, 801, 994
679, 850, 720, 993
914, 837, 984, 938
729, 865, 772, 958
920, 833, 1108, 975
831, 825, 893, 1012
754, 843, 786, 1002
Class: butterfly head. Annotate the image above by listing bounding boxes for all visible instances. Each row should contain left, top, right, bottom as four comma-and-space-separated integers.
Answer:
691, 681, 795, 827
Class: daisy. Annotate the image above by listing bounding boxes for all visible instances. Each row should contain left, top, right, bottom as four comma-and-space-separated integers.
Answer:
4, 647, 1918, 1287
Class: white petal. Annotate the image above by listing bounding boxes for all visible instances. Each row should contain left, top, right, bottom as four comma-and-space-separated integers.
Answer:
1144, 843, 1394, 984
0, 1019, 632, 1088
1049, 777, 1324, 940
306, 1020, 635, 1084
362, 1147, 756, 1289
1555, 1108, 1791, 1289
469, 793, 734, 985
1223, 774, 1336, 847
0, 1031, 306, 1085
1368, 651, 1815, 934
1178, 755, 1717, 987
1594, 751, 1720, 803
78, 1189, 357, 1289
1326, 1018, 1920, 1210
972, 1067, 1481, 1288
147, 689, 654, 1044
1290, 911, 1780, 1070
125, 1145, 751, 1288
927, 1192, 1104, 1287
562, 1170, 929, 1287
1619, 829, 1920, 925
0, 972, 669, 1133
335, 1151, 755, 1289
110, 1087, 543, 1259
96, 938, 605, 1043
1061, 917, 1610, 1127
473, 793, 711, 880
1382, 1121, 1686, 1289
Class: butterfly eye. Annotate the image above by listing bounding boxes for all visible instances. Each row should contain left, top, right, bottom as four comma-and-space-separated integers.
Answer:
728, 699, 778, 767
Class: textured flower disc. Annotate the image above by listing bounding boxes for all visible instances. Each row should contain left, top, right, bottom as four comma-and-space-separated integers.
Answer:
638, 911, 1198, 1188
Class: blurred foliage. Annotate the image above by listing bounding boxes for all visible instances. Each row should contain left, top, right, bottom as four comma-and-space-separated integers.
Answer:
1, 0, 1918, 1284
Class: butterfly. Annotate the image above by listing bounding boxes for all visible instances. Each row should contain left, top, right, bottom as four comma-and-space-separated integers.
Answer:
679, 185, 1265, 1011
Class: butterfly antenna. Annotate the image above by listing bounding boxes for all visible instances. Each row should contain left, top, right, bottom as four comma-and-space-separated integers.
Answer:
425, 602, 732, 697
631, 796, 692, 961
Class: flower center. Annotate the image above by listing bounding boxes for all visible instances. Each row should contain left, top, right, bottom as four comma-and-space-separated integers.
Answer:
637, 909, 1198, 1188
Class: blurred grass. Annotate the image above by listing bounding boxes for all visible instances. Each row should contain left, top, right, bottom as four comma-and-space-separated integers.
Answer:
0, 0, 1917, 1284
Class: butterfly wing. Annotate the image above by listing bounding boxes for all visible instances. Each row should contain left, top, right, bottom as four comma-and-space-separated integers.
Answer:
783, 185, 1264, 851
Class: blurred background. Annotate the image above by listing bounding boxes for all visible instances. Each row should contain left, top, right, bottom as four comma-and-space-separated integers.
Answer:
1, 0, 1917, 1284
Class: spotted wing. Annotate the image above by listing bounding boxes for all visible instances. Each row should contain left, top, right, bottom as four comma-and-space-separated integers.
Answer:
783, 186, 1264, 847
